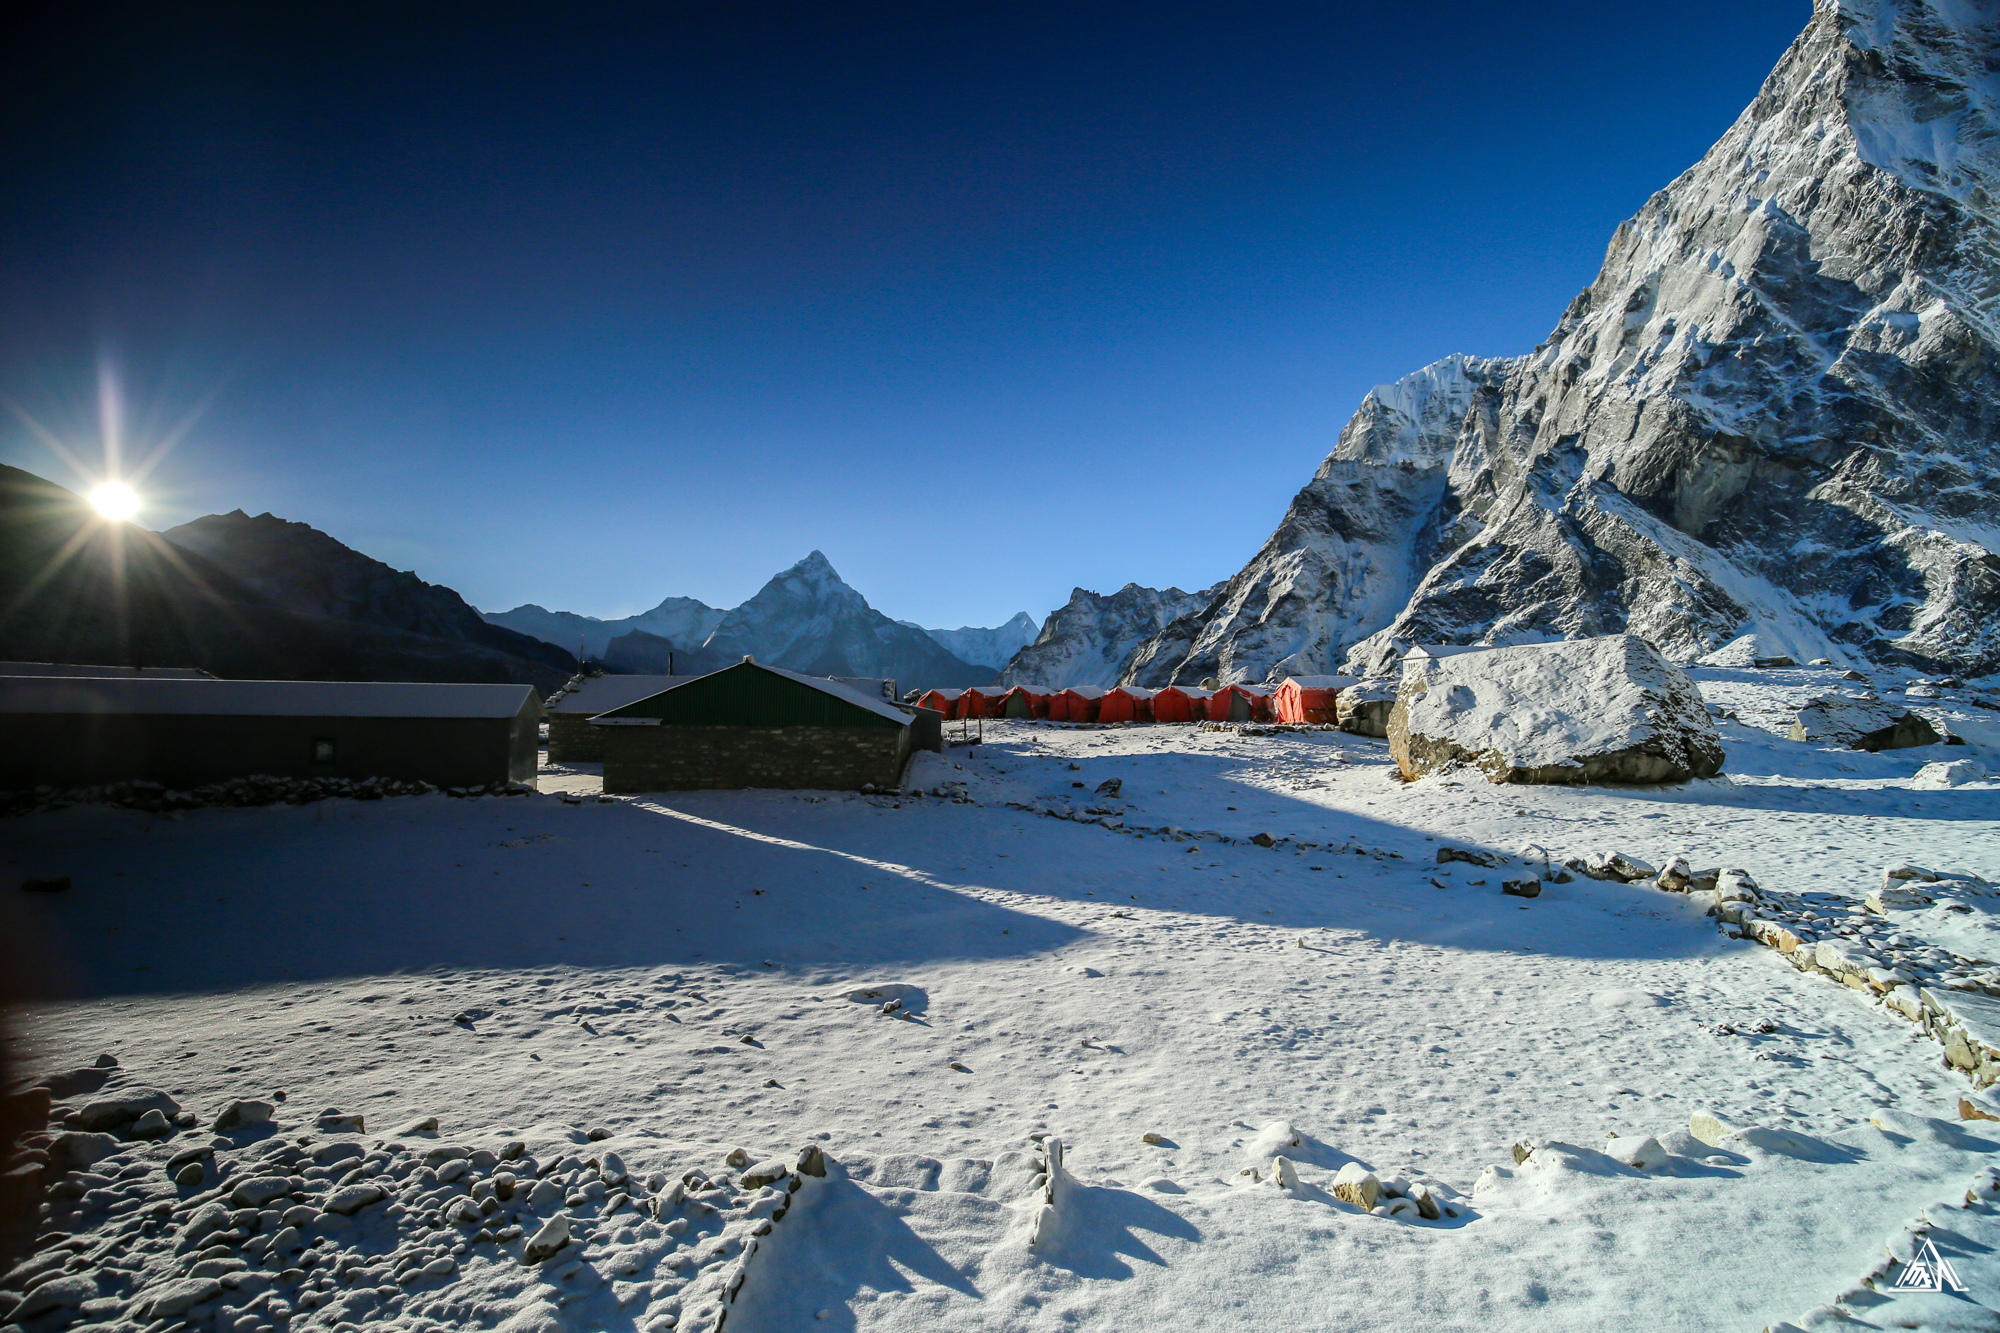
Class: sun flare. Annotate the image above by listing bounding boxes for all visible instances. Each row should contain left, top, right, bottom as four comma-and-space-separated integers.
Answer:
89, 481, 140, 522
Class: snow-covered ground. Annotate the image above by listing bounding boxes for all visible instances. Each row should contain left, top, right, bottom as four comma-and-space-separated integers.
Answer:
6, 666, 2000, 1332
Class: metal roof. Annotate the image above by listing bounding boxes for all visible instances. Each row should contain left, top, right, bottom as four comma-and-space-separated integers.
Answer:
0, 677, 537, 719
590, 659, 912, 727
548, 674, 703, 714
0, 662, 213, 679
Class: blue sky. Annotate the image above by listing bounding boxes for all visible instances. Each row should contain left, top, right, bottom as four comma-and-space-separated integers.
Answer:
0, 3, 1811, 630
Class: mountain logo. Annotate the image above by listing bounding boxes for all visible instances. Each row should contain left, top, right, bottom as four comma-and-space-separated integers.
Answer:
1890, 1238, 1966, 1293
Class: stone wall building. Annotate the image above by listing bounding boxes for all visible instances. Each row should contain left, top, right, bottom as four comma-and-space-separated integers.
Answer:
593, 660, 932, 793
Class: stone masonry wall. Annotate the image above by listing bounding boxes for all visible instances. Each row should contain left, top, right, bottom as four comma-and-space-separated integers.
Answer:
548, 714, 606, 763
601, 725, 911, 794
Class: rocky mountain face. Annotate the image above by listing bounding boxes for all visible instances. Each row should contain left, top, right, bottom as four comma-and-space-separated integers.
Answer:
484, 597, 726, 663
903, 612, 1041, 670
1002, 582, 1218, 686
1128, 0, 2000, 685
0, 468, 573, 689
699, 552, 992, 686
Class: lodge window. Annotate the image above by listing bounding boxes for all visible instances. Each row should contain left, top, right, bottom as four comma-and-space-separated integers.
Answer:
312, 738, 336, 764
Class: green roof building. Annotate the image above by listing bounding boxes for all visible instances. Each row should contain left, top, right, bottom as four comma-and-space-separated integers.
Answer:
590, 658, 935, 792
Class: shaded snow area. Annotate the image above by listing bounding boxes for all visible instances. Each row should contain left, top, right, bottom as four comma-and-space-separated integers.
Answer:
6, 669, 2000, 1332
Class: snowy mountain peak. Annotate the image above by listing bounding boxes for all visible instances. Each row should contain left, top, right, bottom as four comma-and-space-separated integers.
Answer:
1118, 0, 2000, 683
1325, 354, 1515, 473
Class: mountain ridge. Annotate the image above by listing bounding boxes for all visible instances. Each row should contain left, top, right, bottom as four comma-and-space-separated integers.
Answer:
1118, 0, 2000, 685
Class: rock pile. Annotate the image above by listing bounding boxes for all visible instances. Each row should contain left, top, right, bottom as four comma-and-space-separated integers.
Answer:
2, 777, 538, 819
0, 1068, 828, 1333
1566, 847, 2000, 1094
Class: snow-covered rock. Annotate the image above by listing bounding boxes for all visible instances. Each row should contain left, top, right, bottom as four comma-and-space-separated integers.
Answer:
1788, 693, 1942, 750
1121, 0, 2000, 682
1387, 635, 1725, 784
1912, 758, 1988, 787
1336, 679, 1397, 737
1003, 583, 1216, 687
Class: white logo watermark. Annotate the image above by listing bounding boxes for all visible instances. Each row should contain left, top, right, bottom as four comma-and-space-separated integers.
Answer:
1891, 1238, 1967, 1294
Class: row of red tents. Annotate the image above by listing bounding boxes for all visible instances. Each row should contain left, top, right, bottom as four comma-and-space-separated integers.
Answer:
915, 676, 1356, 726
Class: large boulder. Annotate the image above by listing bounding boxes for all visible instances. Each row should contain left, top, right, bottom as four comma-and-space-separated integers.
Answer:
1336, 680, 1396, 737
1388, 635, 1724, 785
1788, 694, 1941, 751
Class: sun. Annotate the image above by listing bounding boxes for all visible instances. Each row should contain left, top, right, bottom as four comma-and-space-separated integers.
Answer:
89, 481, 140, 522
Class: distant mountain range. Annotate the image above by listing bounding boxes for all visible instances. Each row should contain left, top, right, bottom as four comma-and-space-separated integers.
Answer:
1001, 582, 1220, 686
486, 552, 1002, 687
0, 467, 574, 689
896, 612, 1039, 671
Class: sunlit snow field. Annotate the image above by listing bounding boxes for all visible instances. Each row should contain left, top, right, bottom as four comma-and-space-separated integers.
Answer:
7, 666, 2000, 1332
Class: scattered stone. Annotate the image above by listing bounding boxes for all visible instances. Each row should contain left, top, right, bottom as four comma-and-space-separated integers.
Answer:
1657, 857, 1692, 892
739, 1160, 792, 1190
725, 1147, 750, 1169
133, 1276, 222, 1320
1914, 759, 1987, 789
230, 1175, 293, 1208
1605, 1135, 1666, 1170
1789, 694, 1942, 751
1960, 1093, 2000, 1124
395, 1115, 441, 1135
211, 1099, 275, 1132
77, 1087, 180, 1132
1501, 877, 1542, 899
13, 1274, 94, 1318
1331, 1163, 1381, 1211
1094, 778, 1122, 797
315, 1109, 364, 1133
523, 1215, 572, 1265
587, 1127, 613, 1141
796, 1145, 827, 1178
1270, 1156, 1299, 1189
1437, 847, 1501, 868
527, 1178, 565, 1210
49, 1131, 121, 1169
173, 1162, 206, 1188
127, 1107, 174, 1137
322, 1183, 386, 1216
1250, 832, 1277, 848
1141, 1132, 1164, 1146
1585, 852, 1657, 883
1689, 1113, 1736, 1147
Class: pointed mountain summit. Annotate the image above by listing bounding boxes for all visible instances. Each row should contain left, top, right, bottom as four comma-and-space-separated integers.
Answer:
701, 552, 991, 685
1128, 0, 2000, 683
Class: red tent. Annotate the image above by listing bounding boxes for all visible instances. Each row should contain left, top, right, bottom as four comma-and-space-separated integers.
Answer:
1150, 685, 1211, 723
1207, 684, 1274, 722
1097, 686, 1156, 724
958, 686, 1008, 719
1272, 675, 1356, 724
916, 688, 964, 716
998, 685, 1047, 719
1056, 686, 1106, 723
